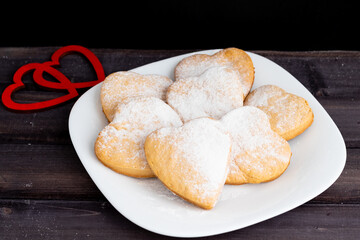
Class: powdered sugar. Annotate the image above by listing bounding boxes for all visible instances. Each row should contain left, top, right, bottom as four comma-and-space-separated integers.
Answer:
167, 66, 244, 122
101, 71, 172, 121
175, 54, 219, 79
221, 106, 291, 183
95, 52, 296, 209
96, 97, 182, 169
174, 48, 254, 97
148, 118, 231, 204
136, 178, 212, 216
245, 85, 282, 107
244, 85, 309, 135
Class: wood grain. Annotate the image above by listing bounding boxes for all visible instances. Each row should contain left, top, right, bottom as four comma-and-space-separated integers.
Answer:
1, 200, 359, 240
0, 48, 359, 239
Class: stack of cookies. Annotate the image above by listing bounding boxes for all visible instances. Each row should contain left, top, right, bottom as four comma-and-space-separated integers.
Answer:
95, 48, 314, 210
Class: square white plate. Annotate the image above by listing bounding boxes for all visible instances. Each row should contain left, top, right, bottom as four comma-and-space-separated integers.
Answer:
69, 50, 346, 237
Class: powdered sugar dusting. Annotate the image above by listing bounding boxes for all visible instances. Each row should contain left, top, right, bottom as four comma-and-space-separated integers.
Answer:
167, 66, 244, 122
245, 85, 310, 135
96, 97, 182, 169
136, 178, 210, 216
174, 48, 254, 96
101, 71, 172, 121
221, 107, 291, 183
175, 54, 219, 79
150, 118, 231, 205
135, 177, 250, 217
245, 85, 283, 107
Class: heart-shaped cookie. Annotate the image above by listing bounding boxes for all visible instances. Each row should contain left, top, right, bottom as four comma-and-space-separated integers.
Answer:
101, 71, 173, 121
95, 97, 182, 178
220, 106, 292, 185
166, 66, 244, 122
244, 85, 314, 140
174, 47, 254, 97
144, 118, 231, 209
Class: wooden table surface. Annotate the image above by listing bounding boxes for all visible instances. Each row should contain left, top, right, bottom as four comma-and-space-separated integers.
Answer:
0, 47, 359, 239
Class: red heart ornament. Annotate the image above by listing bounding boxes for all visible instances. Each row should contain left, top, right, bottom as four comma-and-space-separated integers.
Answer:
1, 45, 105, 111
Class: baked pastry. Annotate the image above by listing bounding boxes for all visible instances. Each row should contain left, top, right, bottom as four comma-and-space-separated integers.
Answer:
166, 66, 244, 122
220, 106, 292, 185
95, 97, 182, 178
244, 85, 314, 140
144, 118, 231, 209
174, 47, 254, 97
100, 71, 172, 121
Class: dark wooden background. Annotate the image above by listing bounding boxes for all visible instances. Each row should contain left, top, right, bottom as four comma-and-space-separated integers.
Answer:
0, 0, 359, 238
0, 48, 359, 239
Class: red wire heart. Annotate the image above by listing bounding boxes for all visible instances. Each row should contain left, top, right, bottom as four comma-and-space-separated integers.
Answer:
1, 45, 105, 111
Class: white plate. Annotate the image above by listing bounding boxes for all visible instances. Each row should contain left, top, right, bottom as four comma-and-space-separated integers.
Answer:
68, 50, 346, 237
